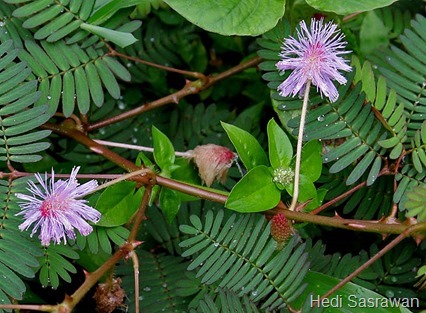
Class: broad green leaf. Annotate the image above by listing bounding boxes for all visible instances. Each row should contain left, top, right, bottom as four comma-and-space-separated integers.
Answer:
80, 23, 138, 48
226, 165, 280, 212
286, 174, 317, 202
360, 11, 389, 55
88, 0, 143, 25
305, 0, 398, 15
300, 140, 322, 182
267, 118, 292, 169
159, 187, 181, 224
152, 126, 175, 173
163, 0, 286, 36
303, 188, 327, 212
221, 121, 269, 170
96, 181, 143, 227
291, 271, 413, 312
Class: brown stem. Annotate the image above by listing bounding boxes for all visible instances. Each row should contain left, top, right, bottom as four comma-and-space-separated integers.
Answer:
128, 183, 153, 242
310, 180, 367, 215
44, 120, 416, 236
66, 241, 141, 311
87, 56, 262, 131
318, 224, 419, 302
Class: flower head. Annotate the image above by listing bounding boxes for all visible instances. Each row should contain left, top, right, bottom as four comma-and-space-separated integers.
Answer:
276, 18, 351, 102
15, 166, 101, 246
188, 144, 236, 187
270, 213, 293, 249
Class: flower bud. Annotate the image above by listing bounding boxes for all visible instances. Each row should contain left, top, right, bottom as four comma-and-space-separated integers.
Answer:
188, 144, 236, 187
270, 213, 293, 249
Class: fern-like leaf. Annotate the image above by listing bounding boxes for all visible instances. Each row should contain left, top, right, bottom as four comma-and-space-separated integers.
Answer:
404, 184, 426, 221
0, 177, 43, 309
38, 244, 79, 289
0, 40, 51, 163
7, 0, 95, 42
17, 39, 130, 116
190, 288, 261, 313
179, 210, 310, 311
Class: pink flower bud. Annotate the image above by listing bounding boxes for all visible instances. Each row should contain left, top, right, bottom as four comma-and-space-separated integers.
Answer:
188, 144, 236, 187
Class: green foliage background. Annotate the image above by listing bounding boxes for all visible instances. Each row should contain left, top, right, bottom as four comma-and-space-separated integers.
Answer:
0, 0, 426, 312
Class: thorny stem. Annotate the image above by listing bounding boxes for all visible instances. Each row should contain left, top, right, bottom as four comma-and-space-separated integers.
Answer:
289, 80, 311, 211
45, 120, 415, 236
128, 184, 153, 242
86, 56, 262, 131
107, 44, 207, 81
66, 241, 141, 312
317, 224, 420, 305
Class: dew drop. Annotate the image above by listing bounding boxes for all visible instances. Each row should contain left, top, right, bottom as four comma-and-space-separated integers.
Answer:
317, 115, 325, 122
143, 286, 151, 292
386, 56, 392, 62
385, 290, 394, 297
126, 62, 132, 68
99, 129, 106, 135
213, 242, 219, 247
372, 64, 378, 69
278, 104, 287, 110
423, 81, 426, 88
0, 22, 4, 27
47, 95, 52, 100
118, 101, 126, 110
390, 276, 398, 283
251, 290, 258, 297
132, 137, 138, 144
162, 283, 168, 288
139, 296, 144, 300
324, 157, 329, 162
150, 37, 155, 42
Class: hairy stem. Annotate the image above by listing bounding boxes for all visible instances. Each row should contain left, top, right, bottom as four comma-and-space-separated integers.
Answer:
289, 80, 311, 211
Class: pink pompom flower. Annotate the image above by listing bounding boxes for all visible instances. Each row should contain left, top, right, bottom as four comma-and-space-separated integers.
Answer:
15, 166, 101, 246
276, 18, 352, 102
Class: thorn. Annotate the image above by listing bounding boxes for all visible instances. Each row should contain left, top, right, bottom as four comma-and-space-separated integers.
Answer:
347, 223, 366, 229
334, 212, 343, 219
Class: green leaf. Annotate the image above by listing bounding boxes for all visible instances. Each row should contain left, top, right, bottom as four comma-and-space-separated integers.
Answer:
267, 118, 292, 169
88, 0, 143, 25
300, 140, 322, 182
221, 121, 269, 170
163, 0, 285, 36
226, 165, 280, 212
360, 11, 390, 54
96, 181, 143, 227
159, 187, 181, 224
286, 174, 317, 202
152, 126, 175, 173
80, 23, 138, 48
305, 0, 398, 15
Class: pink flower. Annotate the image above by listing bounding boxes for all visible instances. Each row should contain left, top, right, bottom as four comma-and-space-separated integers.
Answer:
15, 167, 101, 246
188, 144, 236, 187
276, 18, 352, 102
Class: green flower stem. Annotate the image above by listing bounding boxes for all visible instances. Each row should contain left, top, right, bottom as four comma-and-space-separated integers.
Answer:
289, 80, 312, 211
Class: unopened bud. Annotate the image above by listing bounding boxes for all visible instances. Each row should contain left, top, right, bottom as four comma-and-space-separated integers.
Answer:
188, 144, 236, 187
